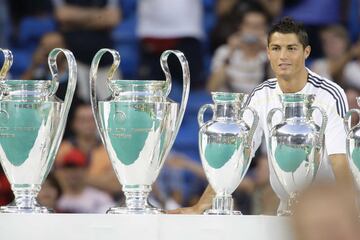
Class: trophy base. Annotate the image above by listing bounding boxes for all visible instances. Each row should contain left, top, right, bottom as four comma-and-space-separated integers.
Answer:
107, 206, 164, 215
277, 209, 292, 217
204, 209, 242, 215
0, 201, 51, 214
204, 194, 240, 215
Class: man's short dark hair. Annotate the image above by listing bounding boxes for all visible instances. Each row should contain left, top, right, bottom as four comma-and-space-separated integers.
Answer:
267, 17, 309, 48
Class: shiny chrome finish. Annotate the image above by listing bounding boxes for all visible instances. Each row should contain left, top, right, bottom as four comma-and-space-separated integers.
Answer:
344, 97, 360, 192
90, 48, 190, 214
267, 94, 327, 216
198, 92, 258, 215
0, 48, 77, 213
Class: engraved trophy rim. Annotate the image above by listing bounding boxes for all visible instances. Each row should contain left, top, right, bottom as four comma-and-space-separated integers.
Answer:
211, 91, 247, 103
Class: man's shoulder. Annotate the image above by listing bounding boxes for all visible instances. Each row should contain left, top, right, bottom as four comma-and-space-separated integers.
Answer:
244, 78, 277, 106
307, 69, 347, 117
307, 69, 345, 95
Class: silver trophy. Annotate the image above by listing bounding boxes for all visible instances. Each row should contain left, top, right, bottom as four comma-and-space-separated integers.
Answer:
198, 92, 258, 215
90, 48, 190, 214
0, 48, 77, 213
344, 97, 360, 192
267, 94, 327, 216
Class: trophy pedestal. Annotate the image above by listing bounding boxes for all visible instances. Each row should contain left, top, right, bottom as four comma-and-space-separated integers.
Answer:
0, 201, 51, 214
204, 195, 241, 215
107, 185, 164, 214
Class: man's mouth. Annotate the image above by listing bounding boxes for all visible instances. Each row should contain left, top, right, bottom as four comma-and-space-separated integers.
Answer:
279, 63, 291, 69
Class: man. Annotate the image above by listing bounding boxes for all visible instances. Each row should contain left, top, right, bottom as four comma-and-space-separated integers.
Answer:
207, 6, 269, 94
171, 17, 352, 214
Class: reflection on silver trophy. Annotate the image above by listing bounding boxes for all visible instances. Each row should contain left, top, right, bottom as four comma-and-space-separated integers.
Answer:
198, 92, 258, 215
90, 48, 190, 214
267, 94, 327, 216
344, 97, 360, 193
0, 48, 77, 213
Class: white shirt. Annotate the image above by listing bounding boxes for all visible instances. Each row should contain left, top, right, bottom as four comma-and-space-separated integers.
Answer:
244, 68, 348, 200
137, 0, 203, 39
211, 45, 268, 93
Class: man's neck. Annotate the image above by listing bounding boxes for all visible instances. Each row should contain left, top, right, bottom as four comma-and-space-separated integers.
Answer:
76, 136, 97, 153
277, 67, 308, 93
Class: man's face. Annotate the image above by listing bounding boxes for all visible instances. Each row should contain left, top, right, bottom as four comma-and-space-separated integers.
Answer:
267, 33, 310, 80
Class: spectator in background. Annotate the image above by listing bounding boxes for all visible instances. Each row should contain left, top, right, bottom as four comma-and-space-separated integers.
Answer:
281, 0, 344, 59
37, 173, 62, 212
312, 25, 360, 83
23, 0, 121, 101
136, 0, 205, 87
55, 148, 115, 213
210, 0, 283, 53
55, 102, 121, 199
207, 7, 269, 93
311, 25, 360, 84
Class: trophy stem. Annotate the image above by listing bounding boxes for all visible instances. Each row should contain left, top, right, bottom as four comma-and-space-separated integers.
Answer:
107, 185, 163, 214
204, 193, 241, 215
0, 185, 49, 213
277, 192, 299, 216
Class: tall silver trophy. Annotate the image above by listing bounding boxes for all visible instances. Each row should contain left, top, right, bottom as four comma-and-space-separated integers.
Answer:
0, 48, 77, 213
267, 94, 327, 216
90, 48, 190, 214
198, 92, 258, 215
344, 97, 360, 192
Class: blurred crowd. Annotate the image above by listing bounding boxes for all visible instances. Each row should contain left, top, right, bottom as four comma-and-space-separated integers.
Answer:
0, 0, 359, 215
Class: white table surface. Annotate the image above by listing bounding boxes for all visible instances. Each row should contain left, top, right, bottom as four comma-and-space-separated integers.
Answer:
0, 214, 294, 240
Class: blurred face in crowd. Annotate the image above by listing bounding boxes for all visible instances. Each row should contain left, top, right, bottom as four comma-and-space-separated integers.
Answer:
267, 32, 310, 80
292, 185, 360, 240
239, 12, 267, 46
321, 29, 348, 59
72, 105, 97, 139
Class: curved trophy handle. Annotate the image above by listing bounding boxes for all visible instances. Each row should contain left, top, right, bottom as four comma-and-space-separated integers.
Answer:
89, 48, 121, 140
310, 106, 328, 150
344, 109, 360, 134
160, 50, 190, 143
198, 104, 215, 127
46, 48, 77, 176
240, 106, 259, 148
267, 108, 283, 132
0, 48, 13, 80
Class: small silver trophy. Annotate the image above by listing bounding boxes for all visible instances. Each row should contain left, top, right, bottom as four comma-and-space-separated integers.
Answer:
0, 48, 77, 213
90, 48, 190, 214
198, 92, 258, 215
267, 93, 327, 216
344, 97, 360, 192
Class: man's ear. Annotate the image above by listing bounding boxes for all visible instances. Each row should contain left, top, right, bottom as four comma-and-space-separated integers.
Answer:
304, 45, 311, 59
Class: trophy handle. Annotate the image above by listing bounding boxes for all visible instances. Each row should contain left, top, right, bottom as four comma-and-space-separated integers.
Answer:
310, 106, 328, 149
0, 48, 13, 80
344, 109, 360, 134
46, 48, 77, 176
89, 48, 121, 140
198, 104, 215, 126
267, 108, 283, 131
240, 106, 259, 149
160, 50, 190, 142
